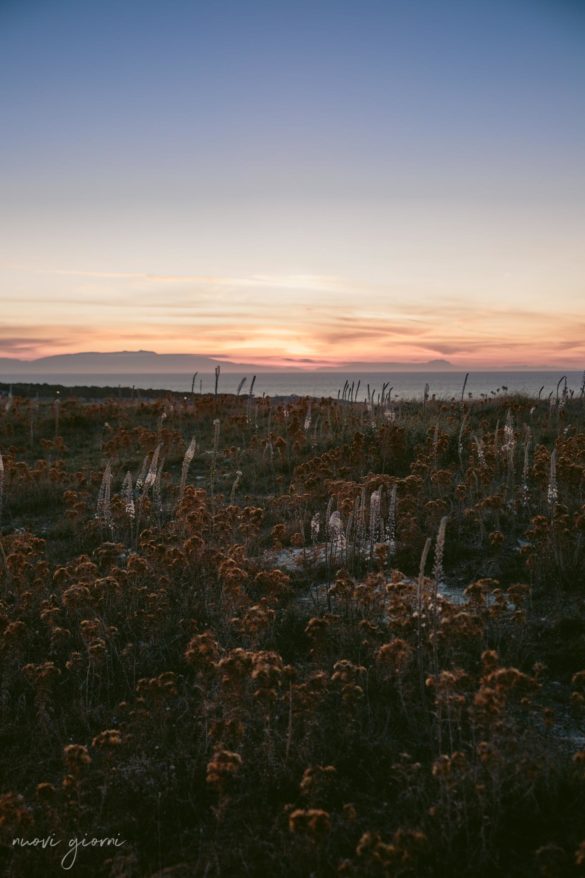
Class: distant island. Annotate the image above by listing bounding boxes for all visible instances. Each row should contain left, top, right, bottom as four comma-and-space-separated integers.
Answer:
0, 350, 458, 374
1, 351, 575, 376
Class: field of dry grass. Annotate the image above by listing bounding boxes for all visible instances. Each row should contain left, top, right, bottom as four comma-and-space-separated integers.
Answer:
0, 385, 584, 876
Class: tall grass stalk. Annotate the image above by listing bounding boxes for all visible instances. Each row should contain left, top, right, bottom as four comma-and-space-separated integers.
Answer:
433, 515, 448, 592
153, 457, 165, 517
458, 412, 468, 469
386, 484, 397, 555
503, 409, 516, 486
236, 377, 247, 396
209, 419, 220, 501
416, 535, 432, 698
54, 396, 60, 438
547, 448, 558, 510
328, 510, 345, 565
96, 461, 113, 527
144, 444, 162, 491
369, 486, 381, 550
230, 470, 243, 503
179, 438, 197, 501
0, 451, 4, 525
122, 471, 135, 520
521, 428, 531, 506
460, 372, 470, 402
136, 454, 150, 492
310, 512, 320, 543
29, 398, 38, 448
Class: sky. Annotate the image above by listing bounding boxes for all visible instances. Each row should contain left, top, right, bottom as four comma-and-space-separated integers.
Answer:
1, 0, 584, 369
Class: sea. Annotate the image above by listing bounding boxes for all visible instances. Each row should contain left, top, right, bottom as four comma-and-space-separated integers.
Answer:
1, 371, 583, 401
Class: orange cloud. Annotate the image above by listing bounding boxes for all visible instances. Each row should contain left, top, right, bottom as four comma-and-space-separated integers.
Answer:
1, 266, 584, 368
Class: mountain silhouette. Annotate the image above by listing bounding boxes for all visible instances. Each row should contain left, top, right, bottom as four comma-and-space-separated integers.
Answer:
0, 350, 456, 374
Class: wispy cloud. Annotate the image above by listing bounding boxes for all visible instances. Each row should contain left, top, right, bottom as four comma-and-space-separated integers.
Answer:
37, 268, 356, 293
0, 329, 95, 356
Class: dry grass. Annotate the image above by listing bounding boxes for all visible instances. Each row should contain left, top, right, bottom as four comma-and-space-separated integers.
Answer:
0, 386, 584, 876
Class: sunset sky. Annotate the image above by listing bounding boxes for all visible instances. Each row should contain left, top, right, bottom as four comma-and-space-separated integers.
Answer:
1, 0, 584, 369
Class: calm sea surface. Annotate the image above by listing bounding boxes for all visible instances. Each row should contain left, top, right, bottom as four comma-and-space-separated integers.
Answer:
2, 371, 583, 400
